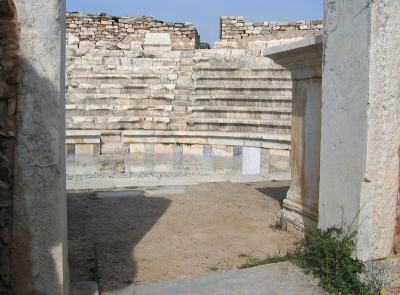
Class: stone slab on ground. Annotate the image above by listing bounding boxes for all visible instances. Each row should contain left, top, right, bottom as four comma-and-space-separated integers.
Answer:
68, 179, 115, 190
105, 262, 327, 295
67, 175, 292, 191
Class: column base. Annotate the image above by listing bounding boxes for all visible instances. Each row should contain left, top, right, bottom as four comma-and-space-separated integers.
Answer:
281, 199, 318, 237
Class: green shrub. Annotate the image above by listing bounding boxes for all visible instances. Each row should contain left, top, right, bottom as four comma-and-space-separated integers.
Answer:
292, 227, 379, 295
240, 226, 382, 295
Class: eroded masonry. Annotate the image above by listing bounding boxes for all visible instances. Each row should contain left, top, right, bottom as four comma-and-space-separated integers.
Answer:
1, 1, 399, 294
66, 13, 323, 178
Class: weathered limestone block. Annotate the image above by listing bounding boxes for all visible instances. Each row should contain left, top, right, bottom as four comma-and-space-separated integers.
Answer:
144, 33, 172, 56
242, 147, 261, 175
219, 16, 324, 49
319, 0, 400, 261
264, 36, 323, 233
12, 0, 68, 294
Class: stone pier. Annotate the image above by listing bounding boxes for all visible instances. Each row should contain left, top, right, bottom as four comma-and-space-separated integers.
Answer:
12, 0, 69, 293
264, 36, 323, 233
319, 0, 400, 260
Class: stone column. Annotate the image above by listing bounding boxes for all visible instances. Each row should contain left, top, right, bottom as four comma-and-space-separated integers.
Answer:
264, 36, 323, 233
12, 0, 69, 294
319, 0, 400, 260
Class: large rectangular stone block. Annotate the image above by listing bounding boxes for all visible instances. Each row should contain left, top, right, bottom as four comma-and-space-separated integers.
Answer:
242, 147, 261, 175
13, 0, 69, 293
319, 0, 400, 261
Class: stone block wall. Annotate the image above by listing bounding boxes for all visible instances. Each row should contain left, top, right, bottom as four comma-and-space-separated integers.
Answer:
66, 12, 200, 50
0, 0, 18, 292
66, 38, 293, 175
219, 16, 323, 48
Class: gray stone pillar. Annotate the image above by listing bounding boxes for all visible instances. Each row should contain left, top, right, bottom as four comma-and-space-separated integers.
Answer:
319, 0, 400, 260
264, 36, 323, 233
12, 0, 69, 294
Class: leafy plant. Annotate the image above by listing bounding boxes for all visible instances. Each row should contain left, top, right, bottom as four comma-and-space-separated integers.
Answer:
292, 227, 379, 295
240, 226, 383, 295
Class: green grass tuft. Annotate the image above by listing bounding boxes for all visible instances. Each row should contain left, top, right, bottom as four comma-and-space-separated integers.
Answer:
239, 254, 291, 269
240, 226, 382, 295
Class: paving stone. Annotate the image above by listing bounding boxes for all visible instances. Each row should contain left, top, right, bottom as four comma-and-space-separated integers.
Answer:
106, 262, 327, 295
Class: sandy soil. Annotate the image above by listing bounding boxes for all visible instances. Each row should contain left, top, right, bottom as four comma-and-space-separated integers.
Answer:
68, 181, 296, 292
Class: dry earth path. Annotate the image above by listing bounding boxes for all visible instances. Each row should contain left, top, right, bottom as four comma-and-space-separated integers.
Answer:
68, 181, 296, 293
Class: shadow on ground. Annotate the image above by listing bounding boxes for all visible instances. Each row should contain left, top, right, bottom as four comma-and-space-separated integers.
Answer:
256, 185, 290, 207
67, 190, 171, 293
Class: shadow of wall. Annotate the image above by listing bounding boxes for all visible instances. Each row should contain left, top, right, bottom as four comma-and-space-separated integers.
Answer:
5, 1, 67, 291
67, 190, 171, 292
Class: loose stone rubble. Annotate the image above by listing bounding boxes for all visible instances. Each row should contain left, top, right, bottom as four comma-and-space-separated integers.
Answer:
218, 16, 323, 48
66, 12, 200, 50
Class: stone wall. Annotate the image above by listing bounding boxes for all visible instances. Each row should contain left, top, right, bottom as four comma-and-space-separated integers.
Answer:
66, 36, 292, 176
0, 0, 18, 292
66, 12, 200, 50
218, 16, 323, 48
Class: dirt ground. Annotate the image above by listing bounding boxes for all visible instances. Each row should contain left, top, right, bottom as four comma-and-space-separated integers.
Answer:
68, 181, 296, 292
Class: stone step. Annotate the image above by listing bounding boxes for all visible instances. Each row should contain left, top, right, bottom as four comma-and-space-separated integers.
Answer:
194, 87, 292, 97
169, 123, 188, 131
174, 94, 191, 99
188, 117, 291, 128
66, 116, 171, 130
175, 85, 192, 90
193, 101, 292, 108
66, 93, 175, 103
175, 89, 192, 95
66, 109, 172, 117
189, 106, 291, 113
193, 94, 292, 101
190, 112, 291, 121
113, 263, 327, 295
68, 84, 175, 95
79, 56, 180, 64
68, 77, 173, 85
171, 111, 188, 117
194, 85, 292, 91
69, 73, 165, 79
192, 72, 292, 79
170, 118, 188, 124
71, 65, 178, 74
177, 65, 193, 71
193, 66, 286, 72
186, 118, 291, 133
172, 101, 191, 107
66, 104, 173, 112
194, 76, 292, 82
194, 80, 292, 88
180, 51, 195, 58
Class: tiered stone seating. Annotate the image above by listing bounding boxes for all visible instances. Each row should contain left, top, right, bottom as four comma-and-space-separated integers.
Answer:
189, 50, 292, 137
66, 48, 180, 131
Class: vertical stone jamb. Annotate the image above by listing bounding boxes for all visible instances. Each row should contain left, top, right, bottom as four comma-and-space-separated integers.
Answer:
12, 0, 69, 293
264, 36, 323, 234
319, 0, 400, 260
